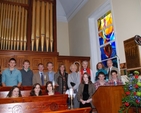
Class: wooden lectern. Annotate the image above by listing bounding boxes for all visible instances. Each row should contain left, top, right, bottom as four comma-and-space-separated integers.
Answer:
92, 85, 125, 113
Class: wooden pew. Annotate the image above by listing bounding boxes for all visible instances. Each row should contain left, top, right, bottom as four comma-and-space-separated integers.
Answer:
0, 86, 47, 98
0, 90, 31, 98
22, 86, 46, 90
0, 94, 67, 104
0, 86, 46, 91
0, 86, 12, 91
43, 107, 91, 113
0, 94, 68, 113
0, 90, 47, 98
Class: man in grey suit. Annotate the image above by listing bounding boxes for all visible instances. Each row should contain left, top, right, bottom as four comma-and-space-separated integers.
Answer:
33, 63, 49, 86
107, 59, 120, 80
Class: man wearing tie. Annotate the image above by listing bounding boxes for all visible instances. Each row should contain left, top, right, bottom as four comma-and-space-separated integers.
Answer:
33, 63, 49, 85
106, 59, 120, 80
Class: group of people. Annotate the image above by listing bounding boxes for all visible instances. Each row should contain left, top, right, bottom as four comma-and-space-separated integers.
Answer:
94, 60, 122, 90
1, 58, 123, 112
7, 81, 56, 98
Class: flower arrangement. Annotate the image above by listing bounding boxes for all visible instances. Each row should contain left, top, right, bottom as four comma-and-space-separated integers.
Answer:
119, 71, 141, 113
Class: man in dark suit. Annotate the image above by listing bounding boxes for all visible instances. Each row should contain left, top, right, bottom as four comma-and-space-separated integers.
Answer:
106, 59, 120, 80
33, 63, 49, 86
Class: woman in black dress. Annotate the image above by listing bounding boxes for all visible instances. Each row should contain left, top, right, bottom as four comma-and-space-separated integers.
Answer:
77, 73, 95, 109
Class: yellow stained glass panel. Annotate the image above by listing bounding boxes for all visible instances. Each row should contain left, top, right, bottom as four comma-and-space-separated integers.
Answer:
97, 11, 112, 31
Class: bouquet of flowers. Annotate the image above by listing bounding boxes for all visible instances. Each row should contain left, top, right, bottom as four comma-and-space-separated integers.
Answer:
119, 71, 141, 113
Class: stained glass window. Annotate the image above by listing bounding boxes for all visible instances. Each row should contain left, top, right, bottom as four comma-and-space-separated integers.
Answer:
97, 11, 112, 31
100, 42, 117, 60
97, 11, 118, 68
98, 27, 115, 45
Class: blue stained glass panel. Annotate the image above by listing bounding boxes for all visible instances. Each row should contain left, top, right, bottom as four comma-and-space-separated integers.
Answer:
100, 42, 117, 60
99, 26, 115, 46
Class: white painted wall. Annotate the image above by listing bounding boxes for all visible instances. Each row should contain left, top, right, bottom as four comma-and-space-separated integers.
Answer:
69, 0, 107, 56
68, 0, 141, 63
111, 0, 141, 63
57, 0, 141, 65
57, 21, 70, 55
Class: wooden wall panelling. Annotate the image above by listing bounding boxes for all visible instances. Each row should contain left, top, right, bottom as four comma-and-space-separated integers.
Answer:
67, 59, 82, 73
31, 57, 42, 70
0, 58, 2, 74
29, 56, 58, 73
64, 60, 71, 73
54, 56, 58, 71
124, 37, 140, 69
0, 51, 59, 72
0, 51, 90, 74
58, 56, 90, 74
15, 55, 28, 70
3, 56, 13, 69
43, 57, 56, 69
57, 58, 72, 73
57, 60, 64, 67
56, 59, 69, 73
0, 55, 14, 72
42, 57, 57, 72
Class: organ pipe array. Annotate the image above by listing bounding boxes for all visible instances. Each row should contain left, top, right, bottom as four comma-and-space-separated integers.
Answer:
0, 0, 54, 52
